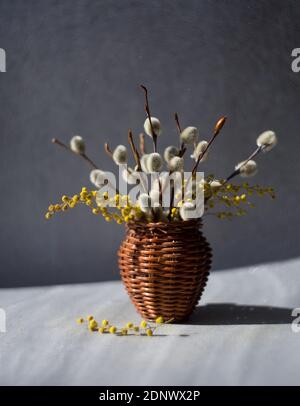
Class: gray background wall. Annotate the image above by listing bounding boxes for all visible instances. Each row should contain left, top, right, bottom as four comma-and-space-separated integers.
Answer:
0, 0, 299, 287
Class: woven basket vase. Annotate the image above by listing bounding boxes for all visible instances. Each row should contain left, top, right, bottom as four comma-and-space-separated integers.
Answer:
118, 219, 212, 322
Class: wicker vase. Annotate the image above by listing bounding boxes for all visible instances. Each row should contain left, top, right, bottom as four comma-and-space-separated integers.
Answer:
118, 219, 212, 322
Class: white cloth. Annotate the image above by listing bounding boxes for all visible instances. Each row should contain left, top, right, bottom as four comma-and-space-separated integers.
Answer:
0, 258, 299, 386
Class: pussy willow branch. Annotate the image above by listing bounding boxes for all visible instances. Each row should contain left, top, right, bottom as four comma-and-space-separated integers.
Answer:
203, 144, 263, 206
140, 85, 158, 153
174, 113, 186, 216
128, 130, 148, 194
191, 116, 227, 177
52, 138, 119, 194
180, 116, 227, 207
174, 112, 182, 134
175, 112, 186, 157
141, 85, 163, 202
168, 112, 185, 219
106, 138, 145, 195
52, 138, 98, 169
139, 133, 146, 155
128, 130, 142, 171
224, 145, 262, 184
106, 132, 147, 196
104, 142, 113, 158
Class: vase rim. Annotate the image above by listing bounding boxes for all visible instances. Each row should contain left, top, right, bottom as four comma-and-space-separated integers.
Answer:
126, 218, 202, 230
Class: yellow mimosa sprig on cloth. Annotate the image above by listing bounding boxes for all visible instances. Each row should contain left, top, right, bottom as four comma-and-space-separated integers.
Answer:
76, 315, 172, 337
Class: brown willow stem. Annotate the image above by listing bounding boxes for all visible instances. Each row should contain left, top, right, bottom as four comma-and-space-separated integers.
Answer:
175, 112, 182, 134
52, 138, 98, 169
191, 116, 227, 177
224, 145, 262, 184
168, 112, 185, 219
128, 130, 142, 171
52, 138, 119, 194
175, 112, 186, 156
128, 130, 148, 194
167, 180, 175, 221
140, 85, 157, 153
104, 142, 113, 158
158, 177, 163, 206
181, 116, 227, 208
139, 133, 146, 155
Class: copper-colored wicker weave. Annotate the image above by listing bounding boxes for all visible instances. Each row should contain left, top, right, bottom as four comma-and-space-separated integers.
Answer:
118, 219, 212, 322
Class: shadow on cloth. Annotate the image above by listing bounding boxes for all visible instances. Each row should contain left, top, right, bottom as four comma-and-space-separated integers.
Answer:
189, 303, 294, 325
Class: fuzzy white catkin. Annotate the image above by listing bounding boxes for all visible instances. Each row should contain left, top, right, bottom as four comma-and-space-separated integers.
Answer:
151, 173, 169, 193
169, 156, 184, 171
256, 130, 277, 152
138, 193, 151, 213
164, 146, 179, 163
180, 201, 203, 221
147, 153, 163, 173
236, 160, 258, 177
149, 189, 160, 207
70, 135, 85, 154
140, 154, 150, 173
180, 202, 195, 221
180, 127, 198, 144
210, 180, 222, 191
122, 168, 138, 185
112, 145, 127, 165
191, 141, 209, 161
90, 169, 106, 188
198, 178, 207, 190
144, 117, 161, 137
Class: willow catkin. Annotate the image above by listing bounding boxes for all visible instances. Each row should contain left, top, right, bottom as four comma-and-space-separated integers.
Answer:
168, 156, 184, 171
147, 153, 163, 173
90, 169, 106, 188
144, 117, 161, 137
70, 135, 85, 154
192, 141, 209, 162
112, 145, 127, 165
164, 146, 179, 163
235, 160, 258, 177
180, 126, 198, 144
256, 130, 277, 152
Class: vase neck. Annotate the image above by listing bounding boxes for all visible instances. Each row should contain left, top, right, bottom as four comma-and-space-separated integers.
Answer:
126, 219, 203, 234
